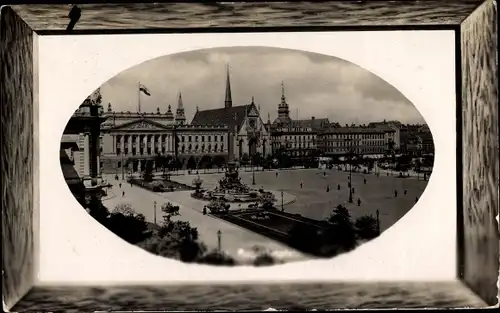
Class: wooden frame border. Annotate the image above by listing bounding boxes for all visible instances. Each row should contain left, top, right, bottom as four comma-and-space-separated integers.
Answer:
1, 1, 498, 310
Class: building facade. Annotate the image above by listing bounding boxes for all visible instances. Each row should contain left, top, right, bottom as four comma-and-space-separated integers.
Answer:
270, 82, 329, 159
191, 66, 271, 162
318, 126, 396, 156
99, 65, 272, 172
60, 94, 108, 206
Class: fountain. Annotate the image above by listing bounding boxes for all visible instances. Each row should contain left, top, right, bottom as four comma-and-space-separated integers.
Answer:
210, 128, 259, 202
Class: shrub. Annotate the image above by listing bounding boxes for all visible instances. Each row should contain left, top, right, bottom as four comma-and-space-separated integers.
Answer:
253, 253, 276, 267
197, 250, 236, 266
106, 209, 149, 244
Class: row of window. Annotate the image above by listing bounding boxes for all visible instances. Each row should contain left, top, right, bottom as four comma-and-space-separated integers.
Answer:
325, 147, 385, 153
324, 140, 385, 147
273, 135, 315, 141
181, 135, 225, 143
180, 143, 224, 153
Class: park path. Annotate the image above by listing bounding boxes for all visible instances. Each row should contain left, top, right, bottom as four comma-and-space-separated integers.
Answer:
101, 174, 306, 263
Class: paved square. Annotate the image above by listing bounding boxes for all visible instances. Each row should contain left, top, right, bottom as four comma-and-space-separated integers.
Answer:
171, 168, 429, 233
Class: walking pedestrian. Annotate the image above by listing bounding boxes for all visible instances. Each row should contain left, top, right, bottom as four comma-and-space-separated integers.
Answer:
326, 185, 330, 192
352, 187, 355, 194
364, 178, 367, 184
276, 172, 278, 178
300, 181, 303, 188
324, 171, 326, 176
394, 190, 398, 197
404, 189, 407, 195
122, 191, 125, 197
357, 198, 361, 206
337, 184, 340, 190
119, 183, 122, 189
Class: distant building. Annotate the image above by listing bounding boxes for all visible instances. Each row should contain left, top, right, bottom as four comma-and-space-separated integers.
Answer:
317, 126, 396, 157
99, 65, 271, 172
269, 82, 329, 160
191, 66, 271, 161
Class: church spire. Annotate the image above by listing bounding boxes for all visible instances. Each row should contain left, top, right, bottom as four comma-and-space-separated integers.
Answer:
175, 91, 186, 125
177, 92, 184, 110
281, 80, 286, 103
225, 64, 232, 108
277, 80, 291, 122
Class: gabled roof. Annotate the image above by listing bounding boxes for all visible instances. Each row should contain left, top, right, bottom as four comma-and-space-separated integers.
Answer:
106, 118, 171, 131
191, 104, 256, 130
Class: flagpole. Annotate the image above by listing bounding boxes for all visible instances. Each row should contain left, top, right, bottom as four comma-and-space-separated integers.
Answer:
138, 82, 141, 112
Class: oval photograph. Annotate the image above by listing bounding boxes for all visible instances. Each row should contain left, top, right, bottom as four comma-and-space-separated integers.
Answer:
60, 47, 435, 266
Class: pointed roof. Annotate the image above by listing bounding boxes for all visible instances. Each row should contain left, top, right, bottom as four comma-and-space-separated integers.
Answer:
177, 92, 184, 110
224, 64, 232, 107
191, 104, 256, 130
281, 81, 286, 103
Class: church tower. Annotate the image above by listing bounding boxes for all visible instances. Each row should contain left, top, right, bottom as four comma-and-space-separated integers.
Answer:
224, 64, 232, 109
277, 81, 291, 121
175, 92, 186, 125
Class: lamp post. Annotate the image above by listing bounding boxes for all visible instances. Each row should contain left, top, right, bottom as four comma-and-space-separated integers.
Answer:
346, 137, 353, 203
121, 152, 125, 180
153, 200, 157, 224
281, 189, 284, 212
376, 209, 380, 235
217, 230, 222, 252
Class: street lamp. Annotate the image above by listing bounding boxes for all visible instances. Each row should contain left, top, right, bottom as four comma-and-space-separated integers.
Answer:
281, 189, 284, 212
376, 209, 380, 235
346, 137, 354, 203
217, 230, 222, 252
153, 200, 157, 224
121, 152, 125, 180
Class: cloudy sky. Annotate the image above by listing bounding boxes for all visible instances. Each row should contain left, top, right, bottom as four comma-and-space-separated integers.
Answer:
100, 46, 425, 125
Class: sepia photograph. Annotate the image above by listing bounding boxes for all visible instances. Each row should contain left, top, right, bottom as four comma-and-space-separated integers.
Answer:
2, 1, 498, 311
61, 47, 435, 267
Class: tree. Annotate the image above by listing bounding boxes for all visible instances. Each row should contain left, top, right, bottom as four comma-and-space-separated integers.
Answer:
241, 153, 250, 165
355, 215, 379, 240
200, 155, 213, 171
161, 202, 180, 223
213, 155, 226, 169
259, 192, 277, 210
324, 205, 356, 251
288, 223, 321, 253
142, 160, 154, 182
252, 152, 262, 166
141, 221, 207, 263
187, 156, 197, 170
106, 205, 149, 244
112, 203, 135, 216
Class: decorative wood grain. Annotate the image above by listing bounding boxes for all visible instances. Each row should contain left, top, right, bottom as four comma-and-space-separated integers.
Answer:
11, 1, 482, 33
460, 0, 499, 306
0, 6, 36, 311
12, 282, 486, 311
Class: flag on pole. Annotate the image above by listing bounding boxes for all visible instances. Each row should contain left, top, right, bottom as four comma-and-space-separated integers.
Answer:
139, 83, 151, 96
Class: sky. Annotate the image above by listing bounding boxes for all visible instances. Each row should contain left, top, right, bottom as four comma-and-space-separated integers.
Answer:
99, 46, 426, 125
